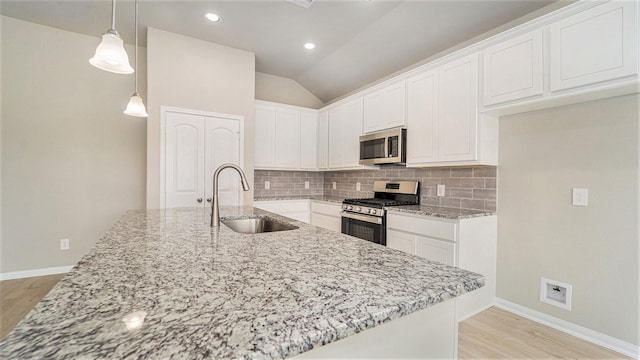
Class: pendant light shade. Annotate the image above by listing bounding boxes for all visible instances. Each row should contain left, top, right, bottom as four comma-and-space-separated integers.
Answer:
124, 92, 149, 117
124, 0, 148, 117
89, 30, 133, 74
89, 0, 133, 74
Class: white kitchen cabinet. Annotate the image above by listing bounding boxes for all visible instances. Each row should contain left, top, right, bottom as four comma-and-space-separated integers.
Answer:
328, 97, 364, 169
439, 54, 478, 162
482, 29, 544, 106
254, 101, 319, 170
310, 200, 342, 232
362, 80, 406, 133
254, 200, 311, 223
317, 111, 329, 170
406, 53, 496, 167
387, 212, 496, 321
406, 70, 438, 164
275, 107, 301, 169
300, 111, 318, 170
164, 109, 242, 208
549, 1, 639, 92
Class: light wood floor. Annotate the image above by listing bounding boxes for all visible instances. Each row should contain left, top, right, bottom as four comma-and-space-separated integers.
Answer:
0, 276, 632, 359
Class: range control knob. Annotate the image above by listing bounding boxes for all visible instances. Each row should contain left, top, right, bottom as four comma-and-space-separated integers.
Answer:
347, 205, 354, 211
356, 207, 362, 212
370, 209, 377, 215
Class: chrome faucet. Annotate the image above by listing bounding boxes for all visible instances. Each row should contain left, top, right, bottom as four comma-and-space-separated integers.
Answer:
211, 163, 251, 227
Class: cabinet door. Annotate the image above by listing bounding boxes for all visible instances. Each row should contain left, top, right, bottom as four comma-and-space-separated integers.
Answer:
343, 98, 364, 167
550, 1, 639, 92
387, 229, 416, 255
317, 111, 329, 169
204, 117, 241, 207
254, 105, 276, 168
406, 70, 438, 165
328, 106, 345, 168
165, 112, 206, 208
482, 29, 543, 106
415, 236, 456, 266
275, 108, 300, 169
363, 91, 383, 134
438, 54, 478, 162
382, 80, 406, 130
300, 111, 318, 170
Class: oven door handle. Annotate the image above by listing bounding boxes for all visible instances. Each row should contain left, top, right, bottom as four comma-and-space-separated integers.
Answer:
341, 211, 383, 225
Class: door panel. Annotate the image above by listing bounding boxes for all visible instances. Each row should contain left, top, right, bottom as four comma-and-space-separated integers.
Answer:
166, 112, 205, 208
205, 117, 242, 207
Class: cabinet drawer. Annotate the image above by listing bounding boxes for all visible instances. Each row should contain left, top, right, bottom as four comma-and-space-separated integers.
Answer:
387, 213, 457, 242
416, 236, 456, 266
311, 212, 341, 232
311, 201, 342, 216
255, 200, 310, 213
387, 229, 416, 255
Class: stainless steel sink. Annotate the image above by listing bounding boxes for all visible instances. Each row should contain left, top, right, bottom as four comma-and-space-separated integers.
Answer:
221, 216, 299, 234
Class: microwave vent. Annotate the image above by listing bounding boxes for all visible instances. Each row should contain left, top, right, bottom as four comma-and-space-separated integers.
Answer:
286, 0, 315, 8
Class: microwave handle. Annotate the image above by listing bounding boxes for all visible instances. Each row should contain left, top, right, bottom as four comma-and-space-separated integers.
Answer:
387, 137, 393, 158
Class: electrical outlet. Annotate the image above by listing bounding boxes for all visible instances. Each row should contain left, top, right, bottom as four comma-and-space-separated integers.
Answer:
304, 181, 310, 189
356, 182, 361, 191
572, 188, 588, 206
437, 184, 445, 197
60, 238, 69, 250
332, 181, 336, 190
265, 181, 270, 190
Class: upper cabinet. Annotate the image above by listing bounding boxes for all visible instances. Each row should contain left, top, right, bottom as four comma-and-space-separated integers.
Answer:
482, 29, 544, 106
254, 101, 318, 170
328, 97, 364, 169
317, 111, 329, 170
407, 54, 496, 167
362, 81, 407, 133
549, 0, 639, 92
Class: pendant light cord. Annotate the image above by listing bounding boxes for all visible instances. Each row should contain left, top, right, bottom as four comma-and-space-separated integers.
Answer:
134, 0, 139, 93
110, 0, 116, 30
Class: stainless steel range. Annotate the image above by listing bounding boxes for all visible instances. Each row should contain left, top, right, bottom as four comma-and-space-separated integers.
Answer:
341, 180, 420, 246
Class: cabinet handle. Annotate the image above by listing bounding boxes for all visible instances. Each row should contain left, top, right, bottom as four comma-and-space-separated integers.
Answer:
207, 198, 212, 203
197, 198, 203, 203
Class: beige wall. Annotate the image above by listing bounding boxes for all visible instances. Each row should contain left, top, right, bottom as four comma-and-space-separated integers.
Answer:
255, 72, 323, 109
1, 17, 147, 273
146, 28, 255, 208
498, 94, 640, 345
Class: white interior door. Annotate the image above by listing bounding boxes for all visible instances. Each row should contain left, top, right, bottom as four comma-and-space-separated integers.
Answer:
205, 117, 242, 207
165, 112, 205, 208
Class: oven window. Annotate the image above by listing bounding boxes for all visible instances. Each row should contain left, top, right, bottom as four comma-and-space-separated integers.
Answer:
342, 216, 386, 246
360, 138, 386, 160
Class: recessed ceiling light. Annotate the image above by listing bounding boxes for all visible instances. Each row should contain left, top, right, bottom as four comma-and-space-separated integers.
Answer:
304, 43, 315, 50
205, 13, 221, 22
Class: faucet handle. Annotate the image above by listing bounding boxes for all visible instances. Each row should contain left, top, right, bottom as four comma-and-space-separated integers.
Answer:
197, 198, 203, 203
207, 198, 212, 203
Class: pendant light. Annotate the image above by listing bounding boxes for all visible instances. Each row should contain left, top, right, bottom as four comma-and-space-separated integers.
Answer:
89, 0, 133, 74
124, 0, 149, 117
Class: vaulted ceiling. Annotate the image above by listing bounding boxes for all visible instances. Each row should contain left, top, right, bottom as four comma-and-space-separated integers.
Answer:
1, 0, 570, 103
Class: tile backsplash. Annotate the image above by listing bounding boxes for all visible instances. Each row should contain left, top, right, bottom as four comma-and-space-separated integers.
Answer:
255, 165, 497, 211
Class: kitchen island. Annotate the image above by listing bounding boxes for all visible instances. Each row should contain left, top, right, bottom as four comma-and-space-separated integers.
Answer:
0, 207, 484, 359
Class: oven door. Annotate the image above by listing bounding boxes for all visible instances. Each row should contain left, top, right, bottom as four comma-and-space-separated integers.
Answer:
341, 211, 386, 246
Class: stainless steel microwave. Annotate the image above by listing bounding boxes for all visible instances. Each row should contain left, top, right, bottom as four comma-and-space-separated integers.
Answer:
359, 128, 406, 165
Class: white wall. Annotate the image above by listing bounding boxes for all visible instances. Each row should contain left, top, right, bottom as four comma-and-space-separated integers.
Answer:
255, 72, 323, 109
1, 17, 147, 273
146, 28, 255, 208
497, 94, 640, 346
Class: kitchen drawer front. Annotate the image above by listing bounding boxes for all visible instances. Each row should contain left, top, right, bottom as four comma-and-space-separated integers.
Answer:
311, 212, 341, 232
311, 201, 342, 216
255, 200, 310, 213
387, 213, 457, 242
387, 229, 416, 255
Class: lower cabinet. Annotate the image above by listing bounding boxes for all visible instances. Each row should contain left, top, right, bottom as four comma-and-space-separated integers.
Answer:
387, 212, 497, 321
254, 200, 311, 223
310, 201, 342, 232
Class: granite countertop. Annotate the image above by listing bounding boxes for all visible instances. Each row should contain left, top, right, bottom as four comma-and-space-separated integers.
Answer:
254, 195, 344, 204
386, 205, 496, 219
1, 207, 484, 359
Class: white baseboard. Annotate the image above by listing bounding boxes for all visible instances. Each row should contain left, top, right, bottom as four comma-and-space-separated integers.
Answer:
0, 266, 73, 281
495, 297, 640, 359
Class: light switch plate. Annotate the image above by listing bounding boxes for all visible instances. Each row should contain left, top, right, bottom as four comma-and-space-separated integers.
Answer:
437, 184, 445, 197
572, 188, 588, 206
332, 182, 336, 190
304, 181, 309, 189
265, 181, 270, 190
356, 182, 361, 191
